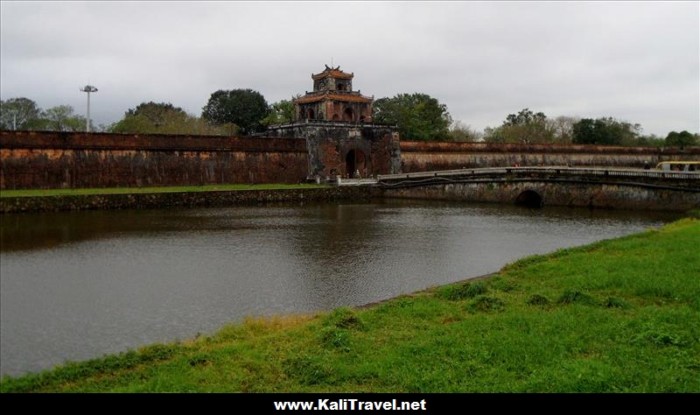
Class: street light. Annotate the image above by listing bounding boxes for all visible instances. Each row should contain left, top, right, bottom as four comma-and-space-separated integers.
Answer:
80, 84, 98, 132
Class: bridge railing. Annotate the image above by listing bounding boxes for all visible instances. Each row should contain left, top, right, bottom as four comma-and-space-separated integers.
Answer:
377, 166, 700, 182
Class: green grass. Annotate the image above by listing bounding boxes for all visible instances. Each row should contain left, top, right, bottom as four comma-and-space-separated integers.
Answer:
0, 183, 328, 198
2, 219, 699, 392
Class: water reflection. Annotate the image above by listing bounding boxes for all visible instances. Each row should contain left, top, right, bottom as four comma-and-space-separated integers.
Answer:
0, 200, 680, 376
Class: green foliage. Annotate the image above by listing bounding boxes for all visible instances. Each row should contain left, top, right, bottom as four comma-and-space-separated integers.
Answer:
0, 97, 41, 130
34, 105, 88, 132
109, 101, 229, 135
484, 108, 555, 144
504, 108, 547, 127
261, 98, 296, 127
128, 101, 187, 121
665, 130, 698, 147
202, 89, 270, 134
1, 99, 92, 132
373, 93, 451, 141
572, 117, 641, 146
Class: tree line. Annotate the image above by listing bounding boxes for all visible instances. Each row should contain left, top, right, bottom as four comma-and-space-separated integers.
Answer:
0, 98, 92, 132
1, 92, 697, 147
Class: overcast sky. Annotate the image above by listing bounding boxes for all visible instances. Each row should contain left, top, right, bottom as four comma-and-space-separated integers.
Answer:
1, 1, 698, 137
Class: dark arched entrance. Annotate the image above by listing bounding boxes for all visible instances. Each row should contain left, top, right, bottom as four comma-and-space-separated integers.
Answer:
346, 149, 366, 177
343, 108, 354, 122
307, 109, 315, 120
515, 190, 543, 208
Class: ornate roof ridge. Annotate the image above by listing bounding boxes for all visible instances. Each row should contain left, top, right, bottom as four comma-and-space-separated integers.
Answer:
311, 65, 354, 80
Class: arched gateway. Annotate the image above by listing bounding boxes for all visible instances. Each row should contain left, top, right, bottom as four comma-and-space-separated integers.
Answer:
264, 65, 402, 180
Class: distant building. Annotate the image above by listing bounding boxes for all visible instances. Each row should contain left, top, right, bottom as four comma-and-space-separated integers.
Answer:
265, 65, 400, 180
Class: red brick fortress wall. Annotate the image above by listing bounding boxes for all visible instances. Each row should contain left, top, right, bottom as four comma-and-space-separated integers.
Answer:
4, 131, 698, 190
399, 141, 700, 172
0, 131, 309, 190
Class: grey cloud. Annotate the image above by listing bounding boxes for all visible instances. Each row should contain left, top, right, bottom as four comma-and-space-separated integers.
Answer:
1, 1, 697, 136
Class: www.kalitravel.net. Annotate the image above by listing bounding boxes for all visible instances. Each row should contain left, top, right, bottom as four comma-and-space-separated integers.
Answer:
274, 398, 428, 411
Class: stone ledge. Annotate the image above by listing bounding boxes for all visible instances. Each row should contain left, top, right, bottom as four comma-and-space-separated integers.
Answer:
0, 187, 373, 214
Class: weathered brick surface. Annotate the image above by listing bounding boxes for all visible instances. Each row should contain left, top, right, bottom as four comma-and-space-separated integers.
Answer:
1, 131, 308, 189
4, 130, 698, 191
400, 141, 700, 171
264, 123, 401, 178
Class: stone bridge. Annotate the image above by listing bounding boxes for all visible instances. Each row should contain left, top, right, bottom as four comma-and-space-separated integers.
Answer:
371, 167, 700, 211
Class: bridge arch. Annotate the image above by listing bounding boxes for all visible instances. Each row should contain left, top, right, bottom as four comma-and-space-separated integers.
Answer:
515, 189, 543, 208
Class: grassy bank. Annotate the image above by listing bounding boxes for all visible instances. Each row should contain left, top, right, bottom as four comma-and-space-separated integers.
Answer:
0, 183, 328, 198
2, 219, 699, 392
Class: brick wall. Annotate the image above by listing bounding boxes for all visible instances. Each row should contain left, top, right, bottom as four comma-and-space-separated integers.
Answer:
3, 131, 697, 190
399, 141, 700, 172
1, 131, 309, 189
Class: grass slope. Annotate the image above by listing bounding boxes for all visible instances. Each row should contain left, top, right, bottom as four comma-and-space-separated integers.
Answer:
2, 219, 698, 392
0, 183, 327, 198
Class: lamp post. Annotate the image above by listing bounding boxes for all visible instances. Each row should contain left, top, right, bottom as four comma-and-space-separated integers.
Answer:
80, 85, 98, 132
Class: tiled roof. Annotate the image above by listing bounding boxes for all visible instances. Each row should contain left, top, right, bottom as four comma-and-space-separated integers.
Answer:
294, 93, 373, 104
311, 69, 354, 80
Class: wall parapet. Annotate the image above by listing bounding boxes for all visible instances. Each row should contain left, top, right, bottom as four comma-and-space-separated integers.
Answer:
400, 141, 700, 156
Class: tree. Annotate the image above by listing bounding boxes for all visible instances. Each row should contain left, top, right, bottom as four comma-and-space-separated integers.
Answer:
127, 102, 188, 124
546, 116, 579, 144
0, 97, 41, 130
665, 130, 698, 147
34, 105, 87, 132
635, 134, 665, 147
484, 108, 554, 144
373, 93, 451, 141
572, 117, 640, 146
448, 120, 481, 142
201, 89, 269, 134
110, 101, 234, 135
260, 98, 295, 127
110, 102, 188, 134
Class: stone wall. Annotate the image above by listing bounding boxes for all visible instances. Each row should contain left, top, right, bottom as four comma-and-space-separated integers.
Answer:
377, 181, 700, 212
0, 186, 372, 213
1, 131, 309, 189
263, 122, 401, 178
400, 141, 700, 172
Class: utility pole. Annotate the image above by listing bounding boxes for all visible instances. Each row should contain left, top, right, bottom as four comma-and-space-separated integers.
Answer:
80, 85, 98, 132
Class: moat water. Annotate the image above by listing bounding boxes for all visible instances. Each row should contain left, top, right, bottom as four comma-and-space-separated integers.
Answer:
0, 200, 680, 376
